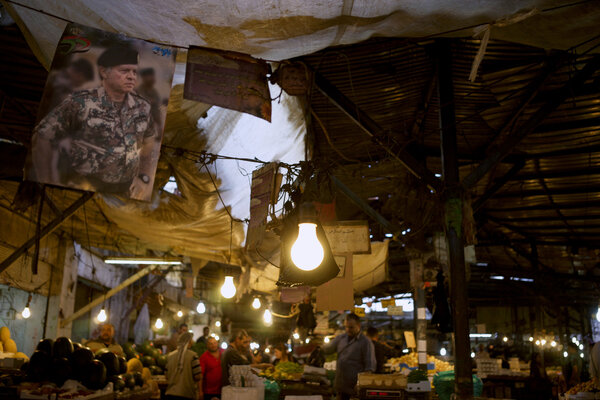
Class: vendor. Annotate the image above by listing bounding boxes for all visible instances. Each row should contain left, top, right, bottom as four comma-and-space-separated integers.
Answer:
86, 323, 124, 356
273, 343, 296, 366
365, 326, 396, 373
324, 313, 376, 400
221, 330, 270, 386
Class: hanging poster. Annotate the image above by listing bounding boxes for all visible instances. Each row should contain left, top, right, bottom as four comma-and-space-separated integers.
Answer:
25, 23, 177, 201
184, 46, 271, 121
246, 162, 279, 249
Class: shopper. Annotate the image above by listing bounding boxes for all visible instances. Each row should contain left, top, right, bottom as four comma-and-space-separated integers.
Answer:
273, 343, 296, 366
221, 329, 252, 386
200, 337, 223, 400
365, 326, 396, 373
165, 331, 202, 400
564, 342, 582, 388
324, 313, 376, 400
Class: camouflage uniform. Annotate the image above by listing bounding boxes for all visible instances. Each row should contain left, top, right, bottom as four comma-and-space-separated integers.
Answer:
34, 86, 156, 194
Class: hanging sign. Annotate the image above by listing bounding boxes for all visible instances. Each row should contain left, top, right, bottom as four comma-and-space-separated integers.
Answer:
246, 162, 279, 249
354, 307, 366, 317
381, 298, 396, 308
24, 23, 177, 201
323, 221, 371, 255
387, 305, 404, 316
184, 46, 272, 121
404, 331, 416, 348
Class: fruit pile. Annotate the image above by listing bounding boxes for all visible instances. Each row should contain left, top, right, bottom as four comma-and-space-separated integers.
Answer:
387, 353, 453, 373
260, 361, 304, 381
566, 380, 598, 395
122, 341, 167, 376
0, 326, 29, 360
21, 336, 158, 395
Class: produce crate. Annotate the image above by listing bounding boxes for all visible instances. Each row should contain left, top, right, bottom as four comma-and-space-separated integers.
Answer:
358, 373, 408, 389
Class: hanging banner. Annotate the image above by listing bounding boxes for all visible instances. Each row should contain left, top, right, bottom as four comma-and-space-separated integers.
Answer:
184, 46, 271, 121
25, 23, 176, 201
246, 162, 279, 249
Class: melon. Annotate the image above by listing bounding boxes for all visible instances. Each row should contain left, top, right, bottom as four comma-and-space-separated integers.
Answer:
127, 358, 143, 373
0, 327, 10, 342
141, 367, 152, 382
15, 352, 28, 361
4, 339, 17, 353
0, 342, 3, 352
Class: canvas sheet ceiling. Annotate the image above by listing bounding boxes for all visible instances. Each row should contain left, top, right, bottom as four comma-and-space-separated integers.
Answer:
4, 0, 600, 71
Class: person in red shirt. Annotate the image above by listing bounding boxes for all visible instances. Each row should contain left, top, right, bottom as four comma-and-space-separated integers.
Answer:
199, 336, 223, 400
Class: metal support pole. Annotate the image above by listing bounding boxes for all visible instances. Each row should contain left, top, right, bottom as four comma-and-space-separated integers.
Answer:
410, 258, 428, 371
436, 39, 473, 399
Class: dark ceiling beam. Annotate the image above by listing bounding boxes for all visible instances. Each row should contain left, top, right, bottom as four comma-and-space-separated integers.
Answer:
462, 55, 600, 189
495, 223, 600, 230
410, 65, 437, 138
473, 160, 525, 212
533, 117, 600, 134
511, 166, 600, 181
490, 214, 600, 223
477, 239, 600, 247
493, 184, 600, 199
525, 144, 600, 159
485, 200, 600, 212
0, 192, 94, 273
313, 71, 442, 192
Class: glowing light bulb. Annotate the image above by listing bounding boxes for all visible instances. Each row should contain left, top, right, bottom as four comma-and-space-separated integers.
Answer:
305, 338, 310, 344
324, 337, 330, 344
155, 318, 163, 329
440, 348, 447, 356
572, 337, 577, 343
471, 352, 475, 358
215, 320, 221, 328
541, 339, 547, 345
535, 340, 540, 346
564, 351, 568, 358
252, 298, 261, 309
581, 353, 584, 358
529, 337, 534, 342
221, 342, 228, 350
221, 276, 236, 299
177, 310, 183, 318
291, 223, 324, 271
196, 302, 206, 314
293, 333, 300, 340
597, 306, 600, 322
265, 348, 270, 354
503, 336, 508, 342
579, 344, 584, 350
214, 335, 219, 341
551, 341, 557, 347
21, 306, 31, 319
97, 308, 107, 323
263, 309, 273, 326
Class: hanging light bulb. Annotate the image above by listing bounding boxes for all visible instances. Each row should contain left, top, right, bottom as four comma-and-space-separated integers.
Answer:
196, 301, 206, 314
324, 337, 330, 344
155, 318, 164, 329
177, 310, 183, 318
97, 308, 107, 323
252, 297, 261, 309
221, 276, 236, 299
215, 320, 221, 328
503, 336, 508, 342
293, 332, 300, 340
22, 305, 31, 319
529, 337, 534, 342
263, 309, 273, 326
440, 348, 447, 356
291, 223, 324, 271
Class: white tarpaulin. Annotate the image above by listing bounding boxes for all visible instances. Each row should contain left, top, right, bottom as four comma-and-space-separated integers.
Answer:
353, 240, 389, 293
4, 0, 599, 71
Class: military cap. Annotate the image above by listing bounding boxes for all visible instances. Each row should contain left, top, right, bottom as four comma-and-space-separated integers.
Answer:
97, 45, 139, 67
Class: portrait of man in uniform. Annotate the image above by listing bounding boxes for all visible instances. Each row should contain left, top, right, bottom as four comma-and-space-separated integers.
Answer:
26, 23, 176, 201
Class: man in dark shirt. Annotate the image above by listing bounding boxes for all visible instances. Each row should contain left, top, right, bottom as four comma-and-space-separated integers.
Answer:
221, 329, 252, 386
366, 326, 396, 373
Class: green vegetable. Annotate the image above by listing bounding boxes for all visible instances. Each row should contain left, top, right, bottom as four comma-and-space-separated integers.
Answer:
274, 362, 303, 374
407, 369, 428, 383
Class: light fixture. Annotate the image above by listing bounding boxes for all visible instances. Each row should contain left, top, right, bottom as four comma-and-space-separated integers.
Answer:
196, 301, 206, 314
541, 339, 547, 346
324, 337, 330, 344
572, 337, 578, 343
177, 310, 183, 318
579, 344, 584, 350
221, 342, 228, 350
471, 352, 475, 358
551, 341, 557, 347
265, 348, 270, 354
250, 342, 259, 350
22, 294, 32, 319
215, 320, 221, 328
290, 204, 324, 271
440, 348, 447, 356
529, 337, 534, 342
214, 335, 220, 341
305, 338, 310, 344
221, 276, 236, 299
535, 340, 541, 346
503, 336, 508, 342
104, 257, 182, 265
293, 332, 300, 340
155, 318, 163, 329
97, 308, 107, 323
252, 297, 261, 309
564, 351, 568, 358
581, 353, 585, 358
263, 309, 273, 326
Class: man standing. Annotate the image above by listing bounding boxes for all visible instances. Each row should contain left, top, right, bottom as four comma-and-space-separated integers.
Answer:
564, 342, 582, 389
324, 313, 376, 400
86, 323, 124, 356
200, 337, 223, 400
165, 332, 202, 400
221, 329, 252, 386
365, 326, 396, 373
30, 44, 158, 200
196, 326, 210, 345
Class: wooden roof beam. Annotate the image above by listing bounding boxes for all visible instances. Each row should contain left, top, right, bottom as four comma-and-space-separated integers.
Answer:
473, 159, 525, 212
313, 71, 441, 192
462, 55, 600, 189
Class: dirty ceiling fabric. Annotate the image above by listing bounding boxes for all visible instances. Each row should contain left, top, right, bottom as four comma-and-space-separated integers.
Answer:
5, 0, 600, 71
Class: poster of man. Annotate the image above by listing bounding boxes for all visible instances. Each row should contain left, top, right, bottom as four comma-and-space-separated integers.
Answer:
25, 23, 176, 201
